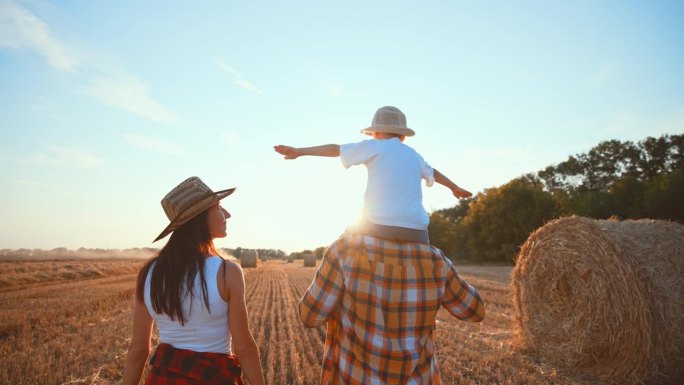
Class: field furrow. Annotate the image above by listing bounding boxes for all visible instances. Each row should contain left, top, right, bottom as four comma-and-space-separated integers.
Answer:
0, 259, 605, 385
0, 270, 138, 385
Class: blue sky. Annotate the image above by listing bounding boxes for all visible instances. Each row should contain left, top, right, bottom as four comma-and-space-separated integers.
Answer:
1, 0, 683, 252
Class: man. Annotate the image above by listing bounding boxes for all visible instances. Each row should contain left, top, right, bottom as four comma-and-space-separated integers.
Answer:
299, 232, 485, 384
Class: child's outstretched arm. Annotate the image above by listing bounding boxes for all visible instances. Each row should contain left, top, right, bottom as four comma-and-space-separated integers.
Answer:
434, 169, 472, 199
274, 144, 340, 159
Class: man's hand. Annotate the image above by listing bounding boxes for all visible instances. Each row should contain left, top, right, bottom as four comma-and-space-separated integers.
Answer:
452, 186, 472, 199
274, 145, 300, 160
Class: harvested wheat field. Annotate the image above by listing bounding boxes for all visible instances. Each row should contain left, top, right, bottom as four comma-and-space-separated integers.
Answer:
1, 258, 604, 385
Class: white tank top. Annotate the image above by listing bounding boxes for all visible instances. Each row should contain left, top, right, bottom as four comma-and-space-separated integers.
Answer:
144, 256, 231, 353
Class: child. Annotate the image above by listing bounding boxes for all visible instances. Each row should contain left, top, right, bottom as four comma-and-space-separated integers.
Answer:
274, 105, 471, 244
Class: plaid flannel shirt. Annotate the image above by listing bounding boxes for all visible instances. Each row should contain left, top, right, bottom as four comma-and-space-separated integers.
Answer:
300, 234, 485, 385
145, 343, 243, 385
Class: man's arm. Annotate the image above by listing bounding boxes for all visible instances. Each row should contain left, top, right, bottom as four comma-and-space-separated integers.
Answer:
441, 255, 485, 322
434, 168, 472, 199
274, 144, 340, 159
299, 243, 344, 327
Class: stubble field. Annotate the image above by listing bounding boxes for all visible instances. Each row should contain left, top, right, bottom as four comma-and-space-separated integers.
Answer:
0, 259, 598, 385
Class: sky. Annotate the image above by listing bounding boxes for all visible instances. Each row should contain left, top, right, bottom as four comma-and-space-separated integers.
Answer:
1, 0, 683, 253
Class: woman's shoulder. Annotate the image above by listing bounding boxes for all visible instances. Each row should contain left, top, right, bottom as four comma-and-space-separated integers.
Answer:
220, 258, 244, 279
216, 258, 245, 300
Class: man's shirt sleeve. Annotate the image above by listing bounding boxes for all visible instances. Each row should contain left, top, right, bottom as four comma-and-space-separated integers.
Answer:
299, 247, 344, 327
441, 258, 486, 322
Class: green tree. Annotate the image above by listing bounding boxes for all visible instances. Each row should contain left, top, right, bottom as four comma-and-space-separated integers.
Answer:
435, 198, 472, 222
638, 136, 677, 179
428, 210, 460, 259
429, 199, 472, 262
313, 246, 326, 259
534, 134, 682, 222
643, 169, 684, 222
462, 178, 559, 263
535, 134, 682, 193
607, 176, 646, 219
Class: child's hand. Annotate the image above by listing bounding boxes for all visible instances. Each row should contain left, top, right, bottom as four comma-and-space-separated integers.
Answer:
452, 186, 472, 199
274, 145, 300, 160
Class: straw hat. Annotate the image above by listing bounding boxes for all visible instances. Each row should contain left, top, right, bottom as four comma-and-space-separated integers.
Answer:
153, 176, 235, 242
361, 106, 415, 137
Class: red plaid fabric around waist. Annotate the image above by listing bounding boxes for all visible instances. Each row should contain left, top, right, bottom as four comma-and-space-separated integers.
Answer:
145, 343, 243, 385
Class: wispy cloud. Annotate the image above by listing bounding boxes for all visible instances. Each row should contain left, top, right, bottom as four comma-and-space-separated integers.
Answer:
123, 133, 185, 155
81, 76, 179, 125
29, 146, 105, 168
0, 1, 179, 125
0, 1, 80, 71
233, 79, 263, 94
216, 59, 241, 78
216, 58, 264, 93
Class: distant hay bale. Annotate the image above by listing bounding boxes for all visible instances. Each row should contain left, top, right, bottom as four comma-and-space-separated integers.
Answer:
512, 216, 684, 384
240, 250, 258, 268
303, 254, 316, 267
287, 256, 293, 263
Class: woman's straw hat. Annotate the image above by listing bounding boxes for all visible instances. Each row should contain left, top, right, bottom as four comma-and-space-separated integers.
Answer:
360, 106, 415, 137
153, 176, 235, 242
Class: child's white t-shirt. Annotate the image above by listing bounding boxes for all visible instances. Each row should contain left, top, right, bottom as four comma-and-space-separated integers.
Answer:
340, 138, 435, 230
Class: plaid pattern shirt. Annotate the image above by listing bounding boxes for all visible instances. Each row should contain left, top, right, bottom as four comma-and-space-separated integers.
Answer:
145, 343, 243, 385
300, 234, 485, 385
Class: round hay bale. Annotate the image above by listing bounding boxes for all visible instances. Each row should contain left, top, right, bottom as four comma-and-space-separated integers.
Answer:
303, 253, 316, 267
512, 216, 684, 384
240, 250, 258, 268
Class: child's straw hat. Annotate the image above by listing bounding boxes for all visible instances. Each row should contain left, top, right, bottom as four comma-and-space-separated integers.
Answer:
153, 176, 235, 242
361, 106, 415, 137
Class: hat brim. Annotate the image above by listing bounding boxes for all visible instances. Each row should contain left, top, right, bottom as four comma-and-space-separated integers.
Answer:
361, 125, 415, 137
153, 187, 236, 242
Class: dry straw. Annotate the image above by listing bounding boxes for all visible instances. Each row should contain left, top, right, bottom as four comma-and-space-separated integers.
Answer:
512, 216, 684, 384
240, 250, 258, 268
303, 254, 316, 267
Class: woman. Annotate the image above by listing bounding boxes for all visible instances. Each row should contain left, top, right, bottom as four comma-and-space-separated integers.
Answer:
123, 176, 264, 385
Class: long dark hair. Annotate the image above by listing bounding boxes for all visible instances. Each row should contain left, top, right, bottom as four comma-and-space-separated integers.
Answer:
136, 208, 219, 325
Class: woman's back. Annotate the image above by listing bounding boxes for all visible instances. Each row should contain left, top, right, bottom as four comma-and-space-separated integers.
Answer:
144, 256, 230, 353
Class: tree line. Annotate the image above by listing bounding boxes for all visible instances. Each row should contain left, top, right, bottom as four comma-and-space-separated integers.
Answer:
428, 134, 683, 264
230, 247, 326, 261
